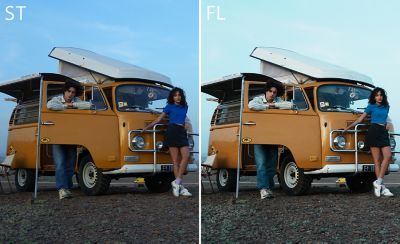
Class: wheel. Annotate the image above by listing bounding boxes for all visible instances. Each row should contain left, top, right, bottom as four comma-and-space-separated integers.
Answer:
144, 173, 174, 193
216, 168, 237, 192
78, 155, 110, 196
346, 173, 375, 193
15, 168, 35, 192
279, 155, 312, 196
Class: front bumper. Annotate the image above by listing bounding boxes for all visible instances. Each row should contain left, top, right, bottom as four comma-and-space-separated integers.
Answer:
103, 163, 198, 175
304, 163, 399, 174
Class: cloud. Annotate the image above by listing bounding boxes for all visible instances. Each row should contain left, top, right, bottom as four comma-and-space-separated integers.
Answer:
92, 22, 136, 39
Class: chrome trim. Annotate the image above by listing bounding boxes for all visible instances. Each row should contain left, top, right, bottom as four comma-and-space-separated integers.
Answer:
236, 75, 245, 199
243, 121, 256, 126
325, 156, 341, 162
103, 163, 198, 175
305, 163, 399, 174
35, 76, 44, 199
41, 121, 55, 125
128, 125, 199, 174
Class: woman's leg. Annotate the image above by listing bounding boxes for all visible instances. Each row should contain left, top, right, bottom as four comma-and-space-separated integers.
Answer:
169, 147, 180, 178
378, 146, 392, 179
370, 147, 381, 179
177, 146, 190, 179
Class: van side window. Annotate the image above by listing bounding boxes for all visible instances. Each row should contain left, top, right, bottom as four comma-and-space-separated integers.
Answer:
102, 87, 114, 110
286, 86, 308, 110
84, 86, 108, 110
14, 100, 39, 125
214, 99, 240, 125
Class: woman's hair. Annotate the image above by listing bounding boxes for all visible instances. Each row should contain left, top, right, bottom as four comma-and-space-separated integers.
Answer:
63, 79, 83, 96
167, 87, 187, 106
369, 87, 389, 106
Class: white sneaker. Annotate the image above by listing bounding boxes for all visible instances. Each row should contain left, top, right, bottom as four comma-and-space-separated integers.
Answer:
381, 186, 394, 197
59, 188, 72, 200
179, 185, 192, 197
260, 189, 274, 199
171, 180, 180, 197
373, 180, 382, 197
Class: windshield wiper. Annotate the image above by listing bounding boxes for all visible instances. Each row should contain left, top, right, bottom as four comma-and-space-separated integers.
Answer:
325, 105, 361, 113
124, 105, 149, 111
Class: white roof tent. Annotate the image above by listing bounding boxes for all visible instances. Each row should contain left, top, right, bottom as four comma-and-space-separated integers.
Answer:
250, 47, 374, 87
202, 72, 281, 100
0, 73, 74, 101
48, 47, 172, 87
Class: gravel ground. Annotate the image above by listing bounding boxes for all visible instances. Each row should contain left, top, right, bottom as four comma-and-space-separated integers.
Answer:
202, 175, 400, 243
0, 174, 199, 243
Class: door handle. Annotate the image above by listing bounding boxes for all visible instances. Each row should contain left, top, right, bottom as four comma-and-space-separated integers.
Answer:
243, 121, 256, 126
41, 121, 55, 126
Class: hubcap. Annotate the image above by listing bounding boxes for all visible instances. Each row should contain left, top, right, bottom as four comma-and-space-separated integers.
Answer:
17, 169, 27, 186
284, 162, 299, 188
218, 169, 228, 187
82, 161, 97, 188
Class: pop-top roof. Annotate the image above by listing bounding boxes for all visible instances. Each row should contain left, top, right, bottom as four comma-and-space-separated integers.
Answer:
0, 73, 73, 100
202, 73, 280, 100
250, 47, 374, 87
49, 47, 172, 86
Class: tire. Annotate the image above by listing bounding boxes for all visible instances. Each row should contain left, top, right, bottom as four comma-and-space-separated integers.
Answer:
144, 173, 174, 193
78, 155, 110, 196
216, 168, 237, 192
15, 168, 35, 192
346, 173, 375, 193
279, 155, 312, 196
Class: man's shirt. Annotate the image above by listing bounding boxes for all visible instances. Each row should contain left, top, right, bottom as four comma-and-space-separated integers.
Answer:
248, 95, 293, 110
47, 95, 91, 111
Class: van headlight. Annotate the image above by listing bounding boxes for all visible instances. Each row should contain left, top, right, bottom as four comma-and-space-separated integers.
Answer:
156, 141, 164, 150
334, 136, 346, 149
390, 137, 396, 150
188, 135, 194, 149
357, 141, 365, 149
132, 135, 145, 149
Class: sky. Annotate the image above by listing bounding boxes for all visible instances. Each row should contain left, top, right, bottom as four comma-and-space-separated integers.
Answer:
201, 0, 400, 160
0, 0, 199, 156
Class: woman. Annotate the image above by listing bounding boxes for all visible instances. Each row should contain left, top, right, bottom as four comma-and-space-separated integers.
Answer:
142, 87, 192, 197
344, 87, 393, 197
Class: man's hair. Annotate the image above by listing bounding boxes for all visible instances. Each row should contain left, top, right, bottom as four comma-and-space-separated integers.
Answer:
264, 78, 284, 97
167, 87, 188, 106
369, 87, 389, 106
63, 79, 83, 96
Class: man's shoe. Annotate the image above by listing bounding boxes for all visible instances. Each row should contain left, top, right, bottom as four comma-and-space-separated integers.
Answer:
260, 189, 274, 199
59, 188, 72, 200
373, 180, 382, 197
381, 186, 394, 197
179, 185, 192, 197
171, 180, 180, 197
65, 189, 73, 198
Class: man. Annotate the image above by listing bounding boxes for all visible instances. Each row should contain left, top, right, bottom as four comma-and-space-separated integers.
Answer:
248, 79, 292, 199
47, 80, 91, 199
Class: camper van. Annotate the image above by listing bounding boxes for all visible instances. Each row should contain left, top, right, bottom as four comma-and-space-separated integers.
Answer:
1, 47, 197, 196
202, 47, 399, 196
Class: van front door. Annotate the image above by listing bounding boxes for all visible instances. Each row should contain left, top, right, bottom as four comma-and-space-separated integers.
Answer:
241, 81, 321, 170
39, 81, 120, 169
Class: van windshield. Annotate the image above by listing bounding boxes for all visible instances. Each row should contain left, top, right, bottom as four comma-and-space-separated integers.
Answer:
116, 85, 170, 112
317, 85, 371, 113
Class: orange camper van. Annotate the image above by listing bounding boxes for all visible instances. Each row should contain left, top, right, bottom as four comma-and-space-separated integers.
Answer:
202, 47, 398, 196
0, 47, 197, 196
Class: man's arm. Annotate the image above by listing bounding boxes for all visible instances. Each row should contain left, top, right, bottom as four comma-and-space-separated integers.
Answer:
275, 101, 293, 110
248, 96, 268, 111
47, 96, 66, 111
72, 97, 91, 110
